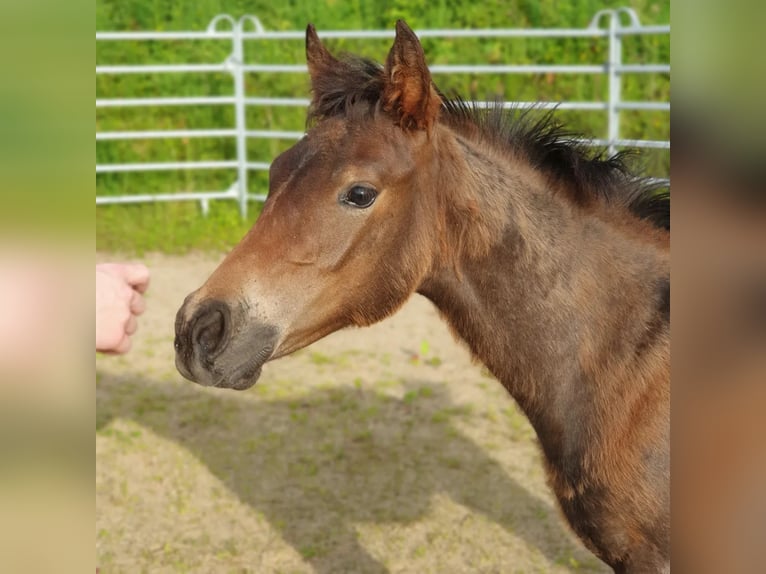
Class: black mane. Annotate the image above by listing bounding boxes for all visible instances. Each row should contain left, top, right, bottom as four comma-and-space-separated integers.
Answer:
307, 55, 669, 231
307, 56, 386, 124
442, 98, 670, 230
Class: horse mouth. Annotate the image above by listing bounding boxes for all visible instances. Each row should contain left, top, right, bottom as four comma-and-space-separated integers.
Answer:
214, 349, 272, 390
176, 347, 272, 391
175, 323, 279, 391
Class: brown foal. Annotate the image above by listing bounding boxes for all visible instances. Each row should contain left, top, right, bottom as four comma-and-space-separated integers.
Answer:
175, 21, 670, 572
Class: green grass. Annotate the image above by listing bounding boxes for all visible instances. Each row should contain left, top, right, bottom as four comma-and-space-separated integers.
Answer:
96, 0, 669, 254
96, 198, 259, 255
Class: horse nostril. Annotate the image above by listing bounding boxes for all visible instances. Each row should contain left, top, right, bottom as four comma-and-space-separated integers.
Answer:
196, 310, 224, 352
189, 302, 230, 362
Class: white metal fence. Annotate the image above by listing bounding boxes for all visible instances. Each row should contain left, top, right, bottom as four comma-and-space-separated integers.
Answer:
96, 7, 670, 218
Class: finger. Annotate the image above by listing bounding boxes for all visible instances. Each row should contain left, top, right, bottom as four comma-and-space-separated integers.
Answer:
125, 314, 138, 336
102, 263, 150, 293
130, 290, 146, 315
96, 303, 131, 352
123, 263, 150, 293
112, 333, 132, 355
133, 274, 150, 294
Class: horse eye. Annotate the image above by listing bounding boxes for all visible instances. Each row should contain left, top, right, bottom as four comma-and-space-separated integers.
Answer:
343, 185, 377, 209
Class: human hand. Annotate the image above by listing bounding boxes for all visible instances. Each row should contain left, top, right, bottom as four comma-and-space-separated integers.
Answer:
96, 263, 150, 354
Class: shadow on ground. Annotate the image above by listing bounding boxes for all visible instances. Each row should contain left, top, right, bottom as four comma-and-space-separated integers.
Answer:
97, 373, 601, 573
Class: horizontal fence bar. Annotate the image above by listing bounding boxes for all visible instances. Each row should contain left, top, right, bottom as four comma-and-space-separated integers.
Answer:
615, 25, 670, 36
239, 64, 608, 74
96, 28, 613, 42
96, 96, 236, 107
474, 101, 608, 111
95, 132, 668, 149
94, 97, 624, 112
619, 139, 670, 149
96, 160, 238, 173
97, 190, 237, 204
97, 31, 234, 41
430, 64, 605, 74
97, 129, 236, 140
318, 28, 611, 39
96, 128, 306, 141
94, 134, 667, 151
96, 25, 668, 43
301, 25, 669, 40
96, 63, 670, 78
246, 129, 305, 139
96, 63, 227, 75
95, 99, 622, 112
616, 101, 670, 111
435, 64, 615, 74
581, 138, 670, 149
617, 64, 670, 74
96, 161, 276, 174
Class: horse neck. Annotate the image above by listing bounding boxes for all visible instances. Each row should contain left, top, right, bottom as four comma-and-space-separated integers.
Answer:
417, 133, 670, 461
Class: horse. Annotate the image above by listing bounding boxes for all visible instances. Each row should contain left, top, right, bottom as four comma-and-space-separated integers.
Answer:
174, 21, 670, 573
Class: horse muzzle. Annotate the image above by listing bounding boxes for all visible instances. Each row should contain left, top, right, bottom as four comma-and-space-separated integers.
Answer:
174, 296, 279, 390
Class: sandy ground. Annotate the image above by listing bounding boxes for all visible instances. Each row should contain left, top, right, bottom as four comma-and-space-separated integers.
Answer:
96, 252, 607, 573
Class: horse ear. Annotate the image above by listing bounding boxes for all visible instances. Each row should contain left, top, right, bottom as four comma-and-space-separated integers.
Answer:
383, 20, 442, 131
305, 23, 340, 88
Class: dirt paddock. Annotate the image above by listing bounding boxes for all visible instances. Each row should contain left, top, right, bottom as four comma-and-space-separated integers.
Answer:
96, 252, 607, 573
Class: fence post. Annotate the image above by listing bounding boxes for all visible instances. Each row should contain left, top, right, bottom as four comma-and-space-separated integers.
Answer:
590, 8, 641, 157
231, 20, 250, 219
590, 9, 621, 157
205, 14, 249, 218
606, 13, 621, 157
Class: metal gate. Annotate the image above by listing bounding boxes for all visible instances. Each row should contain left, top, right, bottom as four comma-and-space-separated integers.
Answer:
96, 7, 669, 218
